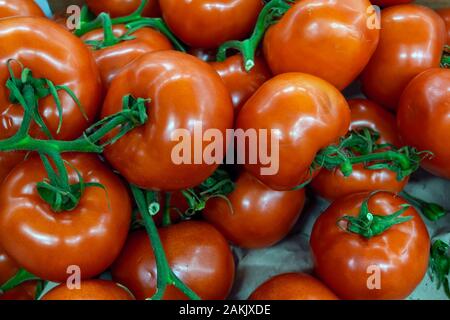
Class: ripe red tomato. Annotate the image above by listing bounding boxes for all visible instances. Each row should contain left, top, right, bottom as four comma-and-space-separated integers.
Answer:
203, 171, 305, 249
371, 0, 413, 6
310, 191, 430, 299
263, 0, 379, 90
103, 51, 234, 191
0, 154, 132, 282
249, 273, 338, 300
85, 0, 160, 18
236, 73, 351, 191
397, 68, 450, 179
210, 55, 272, 114
0, 246, 17, 286
0, 281, 37, 300
111, 221, 235, 300
41, 280, 134, 300
0, 17, 102, 182
159, 0, 264, 49
0, 0, 44, 18
81, 25, 173, 89
437, 8, 450, 45
311, 99, 408, 200
361, 5, 446, 110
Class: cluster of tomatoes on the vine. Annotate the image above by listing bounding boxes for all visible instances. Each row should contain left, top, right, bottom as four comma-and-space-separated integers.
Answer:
0, 0, 449, 301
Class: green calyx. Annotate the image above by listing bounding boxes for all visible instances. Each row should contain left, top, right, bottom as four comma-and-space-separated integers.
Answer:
0, 269, 39, 294
429, 240, 450, 299
400, 191, 446, 222
78, 0, 186, 52
313, 128, 428, 182
216, 0, 293, 71
338, 192, 413, 239
6, 59, 85, 138
1, 59, 149, 212
130, 186, 201, 300
181, 169, 235, 217
441, 45, 450, 69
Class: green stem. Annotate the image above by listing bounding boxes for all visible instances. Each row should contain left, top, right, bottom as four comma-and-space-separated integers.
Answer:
400, 191, 446, 222
216, 0, 292, 71
0, 269, 39, 294
75, 0, 149, 36
125, 18, 186, 52
162, 192, 172, 227
130, 185, 201, 301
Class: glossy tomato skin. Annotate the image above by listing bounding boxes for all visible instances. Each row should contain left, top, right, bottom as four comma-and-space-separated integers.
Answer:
398, 68, 450, 179
0, 154, 132, 282
0, 281, 37, 300
111, 221, 235, 300
82, 25, 173, 89
0, 17, 102, 182
0, 0, 44, 18
311, 191, 430, 300
249, 273, 338, 300
437, 8, 450, 45
371, 0, 413, 6
85, 0, 160, 18
203, 171, 305, 249
263, 0, 379, 90
103, 51, 234, 191
0, 246, 17, 286
159, 0, 263, 49
42, 280, 134, 300
311, 99, 408, 200
210, 55, 272, 114
361, 5, 446, 110
236, 73, 351, 191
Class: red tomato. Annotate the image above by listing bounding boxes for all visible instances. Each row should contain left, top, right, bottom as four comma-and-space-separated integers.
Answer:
263, 0, 379, 90
361, 5, 446, 110
111, 221, 235, 300
397, 68, 450, 179
189, 48, 216, 63
0, 17, 102, 182
0, 246, 18, 286
81, 25, 173, 89
203, 171, 305, 249
0, 154, 132, 282
210, 55, 272, 114
249, 273, 338, 300
310, 191, 430, 299
41, 280, 134, 300
311, 99, 408, 200
0, 0, 44, 18
437, 8, 450, 45
85, 0, 160, 18
236, 73, 351, 191
371, 0, 413, 6
0, 281, 37, 300
159, 0, 264, 48
103, 51, 234, 191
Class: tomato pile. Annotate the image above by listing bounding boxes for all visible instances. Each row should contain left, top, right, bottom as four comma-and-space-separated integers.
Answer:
0, 0, 449, 301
